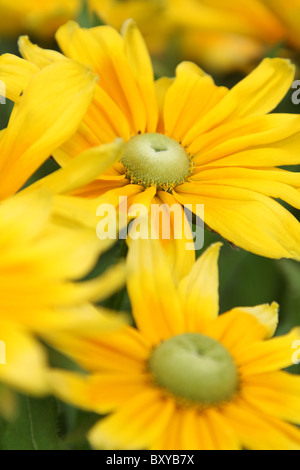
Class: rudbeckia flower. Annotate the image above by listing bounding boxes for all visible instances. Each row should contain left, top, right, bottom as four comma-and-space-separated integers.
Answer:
0, 51, 125, 223
0, 57, 126, 396
88, 0, 171, 56
169, 0, 300, 73
47, 240, 300, 450
2, 21, 300, 267
0, 190, 126, 396
89, 0, 300, 74
0, 0, 80, 39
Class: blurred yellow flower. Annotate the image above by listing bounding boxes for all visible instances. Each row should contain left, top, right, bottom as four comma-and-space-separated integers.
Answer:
47, 240, 300, 450
0, 55, 126, 396
3, 21, 300, 266
88, 0, 171, 56
0, 57, 98, 200
0, 190, 126, 396
89, 0, 300, 73
0, 0, 80, 39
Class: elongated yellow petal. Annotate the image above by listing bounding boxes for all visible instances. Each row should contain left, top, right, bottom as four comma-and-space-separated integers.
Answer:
203, 310, 269, 359
126, 237, 185, 344
174, 184, 300, 260
183, 59, 295, 145
0, 324, 48, 396
204, 409, 241, 450
58, 261, 126, 305
155, 76, 173, 133
177, 243, 222, 331
242, 371, 300, 425
44, 325, 150, 374
0, 53, 38, 102
238, 328, 300, 374
0, 189, 52, 245
223, 399, 300, 450
242, 382, 300, 425
189, 114, 300, 167
122, 19, 158, 133
0, 59, 97, 199
49, 370, 150, 414
19, 35, 65, 69
223, 58, 295, 120
164, 61, 227, 142
56, 21, 147, 134
227, 303, 279, 339
27, 140, 124, 195
88, 389, 174, 450
152, 191, 196, 281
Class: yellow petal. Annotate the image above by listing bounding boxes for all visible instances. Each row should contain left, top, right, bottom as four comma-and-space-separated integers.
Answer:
44, 325, 150, 374
238, 328, 300, 374
19, 35, 65, 69
190, 167, 300, 210
227, 303, 279, 339
155, 76, 173, 134
174, 184, 300, 260
88, 389, 175, 450
224, 58, 295, 120
49, 369, 150, 414
56, 21, 147, 134
27, 140, 124, 195
153, 191, 196, 281
242, 374, 300, 425
0, 59, 97, 199
223, 399, 300, 450
184, 59, 295, 145
189, 114, 300, 167
122, 19, 158, 133
0, 324, 48, 395
177, 243, 222, 331
203, 310, 268, 360
126, 236, 185, 344
0, 53, 38, 102
164, 61, 228, 142
204, 409, 241, 450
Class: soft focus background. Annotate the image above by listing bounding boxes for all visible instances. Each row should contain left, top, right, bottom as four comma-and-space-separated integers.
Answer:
0, 0, 300, 450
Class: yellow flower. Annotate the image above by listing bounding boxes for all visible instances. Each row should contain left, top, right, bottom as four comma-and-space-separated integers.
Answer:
47, 240, 300, 450
169, 0, 300, 73
88, 0, 171, 56
89, 0, 300, 73
0, 56, 126, 396
2, 21, 300, 267
0, 190, 126, 396
0, 0, 80, 39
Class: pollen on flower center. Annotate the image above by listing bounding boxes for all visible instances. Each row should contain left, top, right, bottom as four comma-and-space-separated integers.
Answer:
149, 333, 238, 406
120, 133, 192, 191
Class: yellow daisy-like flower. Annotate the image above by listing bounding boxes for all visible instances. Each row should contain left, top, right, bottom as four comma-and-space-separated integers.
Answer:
2, 21, 300, 267
0, 0, 80, 39
89, 0, 300, 73
47, 240, 300, 450
88, 0, 171, 56
0, 190, 126, 396
0, 56, 126, 396
170, 0, 300, 73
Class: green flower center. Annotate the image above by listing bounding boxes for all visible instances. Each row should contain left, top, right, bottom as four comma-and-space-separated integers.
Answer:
149, 333, 238, 406
121, 133, 191, 191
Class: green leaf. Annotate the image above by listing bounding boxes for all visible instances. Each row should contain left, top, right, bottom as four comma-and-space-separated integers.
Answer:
0, 394, 67, 450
